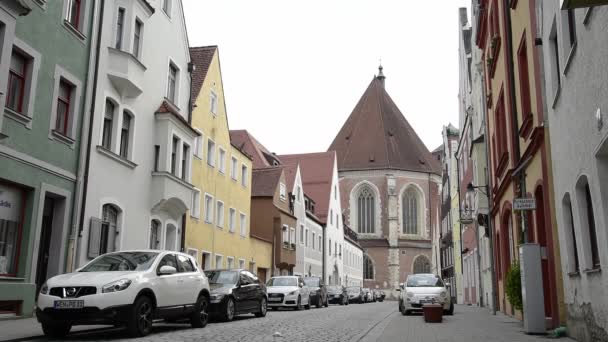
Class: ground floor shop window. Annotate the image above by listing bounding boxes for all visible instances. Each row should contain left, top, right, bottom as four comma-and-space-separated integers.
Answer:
0, 183, 24, 276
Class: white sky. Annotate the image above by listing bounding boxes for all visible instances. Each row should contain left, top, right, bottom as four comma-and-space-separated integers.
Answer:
183, 0, 471, 154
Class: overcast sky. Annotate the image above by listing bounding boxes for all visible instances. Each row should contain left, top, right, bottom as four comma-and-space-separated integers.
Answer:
183, 0, 471, 154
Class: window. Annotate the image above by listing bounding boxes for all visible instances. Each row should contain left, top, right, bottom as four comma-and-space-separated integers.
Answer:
413, 255, 431, 274
66, 0, 83, 30
171, 136, 179, 176
282, 225, 289, 244
0, 183, 23, 276
296, 186, 301, 202
191, 189, 201, 218
289, 228, 295, 246
149, 220, 160, 249
216, 201, 224, 228
566, 9, 577, 50
334, 185, 337, 200
167, 63, 178, 103
227, 257, 234, 269
100, 204, 119, 254
218, 147, 226, 173
115, 8, 125, 49
229, 208, 236, 232
495, 92, 508, 160
177, 254, 195, 273
207, 139, 216, 167
239, 259, 245, 269
318, 236, 322, 251
204, 194, 214, 224
356, 186, 376, 234
162, 0, 171, 16
363, 254, 373, 279
55, 80, 73, 136
241, 165, 248, 187
119, 112, 131, 158
133, 19, 142, 58
240, 213, 246, 236
280, 183, 287, 201
193, 130, 203, 159
330, 210, 333, 225
549, 19, 561, 97
517, 38, 531, 120
312, 232, 315, 249
215, 254, 223, 268
579, 182, 600, 268
329, 239, 332, 255
230, 157, 238, 180
6, 51, 27, 113
339, 244, 341, 259
181, 144, 189, 181
154, 145, 160, 171
210, 90, 218, 114
299, 225, 304, 245
402, 187, 420, 235
201, 252, 211, 270
562, 194, 579, 273
102, 100, 115, 149
305, 228, 308, 247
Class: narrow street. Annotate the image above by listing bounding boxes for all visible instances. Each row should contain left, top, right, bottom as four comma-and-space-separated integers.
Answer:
1, 303, 573, 342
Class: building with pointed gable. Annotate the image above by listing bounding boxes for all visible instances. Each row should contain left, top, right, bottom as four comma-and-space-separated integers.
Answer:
329, 67, 442, 298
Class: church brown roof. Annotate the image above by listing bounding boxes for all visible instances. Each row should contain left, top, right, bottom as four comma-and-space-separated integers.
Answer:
328, 73, 440, 174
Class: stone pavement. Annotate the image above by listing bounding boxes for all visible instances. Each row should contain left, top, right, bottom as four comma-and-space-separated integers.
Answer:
0, 303, 577, 342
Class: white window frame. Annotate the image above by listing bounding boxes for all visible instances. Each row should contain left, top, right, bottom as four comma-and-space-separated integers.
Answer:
230, 157, 238, 181
191, 188, 201, 219
216, 200, 225, 228
4, 39, 41, 127
193, 129, 203, 159
305, 228, 309, 247
218, 147, 226, 174
280, 183, 287, 202
229, 208, 236, 233
166, 61, 180, 104
214, 254, 223, 269
289, 227, 296, 245
210, 89, 218, 115
282, 224, 289, 244
238, 259, 245, 270
207, 138, 216, 167
241, 164, 248, 187
312, 232, 316, 250
239, 212, 247, 237
162, 0, 172, 17
48, 65, 82, 146
204, 193, 214, 224
227, 256, 234, 270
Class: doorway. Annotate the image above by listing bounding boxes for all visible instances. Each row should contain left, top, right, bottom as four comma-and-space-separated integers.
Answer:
35, 198, 55, 294
535, 186, 554, 324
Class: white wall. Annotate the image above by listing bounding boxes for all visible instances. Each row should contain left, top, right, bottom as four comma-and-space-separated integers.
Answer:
325, 153, 345, 285
343, 239, 363, 287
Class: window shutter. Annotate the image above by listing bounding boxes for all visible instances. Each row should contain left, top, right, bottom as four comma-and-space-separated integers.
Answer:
88, 217, 103, 258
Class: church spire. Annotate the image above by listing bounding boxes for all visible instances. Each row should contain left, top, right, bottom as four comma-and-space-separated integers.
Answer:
377, 63, 385, 87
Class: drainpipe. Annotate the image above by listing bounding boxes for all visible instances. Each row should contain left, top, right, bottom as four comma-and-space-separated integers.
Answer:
180, 214, 186, 252
72, 0, 105, 270
322, 225, 326, 284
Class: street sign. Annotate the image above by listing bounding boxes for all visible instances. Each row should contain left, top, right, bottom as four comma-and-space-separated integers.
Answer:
514, 197, 536, 211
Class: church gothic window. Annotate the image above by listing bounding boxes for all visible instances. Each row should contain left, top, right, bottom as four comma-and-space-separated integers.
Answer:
402, 187, 421, 235
357, 186, 375, 234
363, 254, 374, 279
413, 255, 431, 274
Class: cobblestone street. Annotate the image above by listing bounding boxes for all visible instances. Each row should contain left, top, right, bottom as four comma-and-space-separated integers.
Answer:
1, 303, 575, 342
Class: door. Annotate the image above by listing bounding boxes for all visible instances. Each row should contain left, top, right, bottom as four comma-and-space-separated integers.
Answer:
35, 198, 54, 294
176, 254, 199, 305
233, 272, 254, 312
257, 268, 267, 283
535, 187, 553, 322
155, 254, 181, 308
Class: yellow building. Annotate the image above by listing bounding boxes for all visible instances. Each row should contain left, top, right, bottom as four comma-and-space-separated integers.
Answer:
186, 46, 272, 278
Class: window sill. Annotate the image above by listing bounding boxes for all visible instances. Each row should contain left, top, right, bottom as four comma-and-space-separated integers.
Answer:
63, 20, 86, 43
583, 267, 601, 275
563, 42, 577, 76
518, 113, 534, 140
190, 215, 200, 220
0, 276, 25, 281
96, 145, 137, 169
163, 97, 180, 112
567, 271, 580, 277
194, 154, 202, 160
4, 108, 32, 128
207, 163, 215, 168
51, 130, 75, 148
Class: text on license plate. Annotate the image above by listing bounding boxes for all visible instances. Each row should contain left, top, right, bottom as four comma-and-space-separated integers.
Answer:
54, 300, 84, 309
268, 297, 282, 302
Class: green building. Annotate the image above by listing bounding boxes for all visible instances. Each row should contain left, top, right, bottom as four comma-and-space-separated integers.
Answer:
0, 0, 93, 317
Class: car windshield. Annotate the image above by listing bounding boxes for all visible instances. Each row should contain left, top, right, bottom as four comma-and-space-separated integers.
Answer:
327, 286, 342, 292
80, 252, 158, 272
346, 287, 360, 293
406, 275, 444, 287
267, 277, 297, 287
304, 278, 319, 287
205, 270, 238, 286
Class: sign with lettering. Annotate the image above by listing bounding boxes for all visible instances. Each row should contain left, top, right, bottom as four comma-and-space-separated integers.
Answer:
514, 198, 536, 211
0, 183, 22, 222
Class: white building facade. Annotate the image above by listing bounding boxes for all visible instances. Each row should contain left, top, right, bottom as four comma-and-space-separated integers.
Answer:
75, 0, 198, 267
537, 3, 608, 341
343, 229, 363, 287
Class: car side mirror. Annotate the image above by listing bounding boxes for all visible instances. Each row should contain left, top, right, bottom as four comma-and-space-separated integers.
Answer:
445, 282, 451, 287
159, 265, 177, 275
299, 282, 304, 288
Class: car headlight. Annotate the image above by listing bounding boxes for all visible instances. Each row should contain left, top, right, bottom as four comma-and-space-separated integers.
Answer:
406, 292, 414, 298
210, 294, 225, 301
102, 279, 132, 293
288, 290, 297, 295
40, 282, 49, 295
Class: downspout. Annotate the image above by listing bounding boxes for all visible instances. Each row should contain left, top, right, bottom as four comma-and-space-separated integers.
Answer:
72, 0, 105, 270
322, 225, 326, 284
455, 148, 463, 281
180, 214, 186, 252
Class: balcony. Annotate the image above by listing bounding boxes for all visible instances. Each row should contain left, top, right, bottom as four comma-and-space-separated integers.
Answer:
150, 171, 193, 220
107, 47, 146, 98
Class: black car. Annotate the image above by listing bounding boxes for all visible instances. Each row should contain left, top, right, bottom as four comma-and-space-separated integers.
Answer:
376, 290, 386, 302
346, 286, 364, 303
205, 269, 267, 321
304, 277, 328, 308
327, 285, 348, 305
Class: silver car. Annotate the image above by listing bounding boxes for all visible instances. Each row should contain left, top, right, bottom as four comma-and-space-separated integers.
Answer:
397, 273, 453, 316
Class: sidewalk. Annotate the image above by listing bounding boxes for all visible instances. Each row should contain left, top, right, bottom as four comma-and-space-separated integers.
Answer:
0, 317, 112, 342
367, 305, 577, 342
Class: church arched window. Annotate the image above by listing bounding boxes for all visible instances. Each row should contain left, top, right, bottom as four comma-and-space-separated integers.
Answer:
363, 254, 374, 280
413, 255, 431, 274
402, 187, 422, 235
357, 186, 375, 234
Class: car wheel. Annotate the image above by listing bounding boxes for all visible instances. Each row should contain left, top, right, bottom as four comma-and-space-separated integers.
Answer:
190, 295, 209, 328
223, 297, 236, 322
399, 301, 408, 316
316, 295, 322, 308
255, 297, 267, 317
295, 296, 302, 311
127, 296, 154, 337
340, 297, 345, 306
445, 302, 454, 316
305, 296, 311, 310
41, 322, 71, 338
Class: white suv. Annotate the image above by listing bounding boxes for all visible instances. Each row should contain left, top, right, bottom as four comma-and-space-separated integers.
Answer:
266, 276, 311, 310
37, 250, 210, 338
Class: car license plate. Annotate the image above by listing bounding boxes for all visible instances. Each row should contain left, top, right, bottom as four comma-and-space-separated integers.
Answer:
268, 297, 282, 302
54, 300, 84, 309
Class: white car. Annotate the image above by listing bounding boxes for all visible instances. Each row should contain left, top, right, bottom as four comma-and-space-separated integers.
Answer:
397, 273, 453, 316
266, 276, 311, 310
37, 250, 210, 338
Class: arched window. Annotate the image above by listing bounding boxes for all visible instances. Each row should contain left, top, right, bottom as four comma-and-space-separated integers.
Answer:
363, 254, 374, 280
150, 220, 160, 249
402, 187, 420, 235
413, 255, 431, 274
101, 204, 119, 254
357, 186, 375, 234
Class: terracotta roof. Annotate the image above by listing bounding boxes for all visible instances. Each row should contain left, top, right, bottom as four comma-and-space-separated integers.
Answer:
277, 152, 335, 223
281, 162, 298, 192
229, 130, 281, 169
328, 75, 441, 174
155, 100, 200, 136
251, 167, 283, 197
189, 46, 217, 104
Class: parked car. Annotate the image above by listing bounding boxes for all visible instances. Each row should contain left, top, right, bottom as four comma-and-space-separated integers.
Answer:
362, 288, 373, 302
304, 277, 328, 308
397, 273, 453, 316
37, 251, 210, 338
266, 276, 311, 310
327, 285, 348, 305
205, 269, 267, 321
376, 290, 386, 302
346, 286, 364, 303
